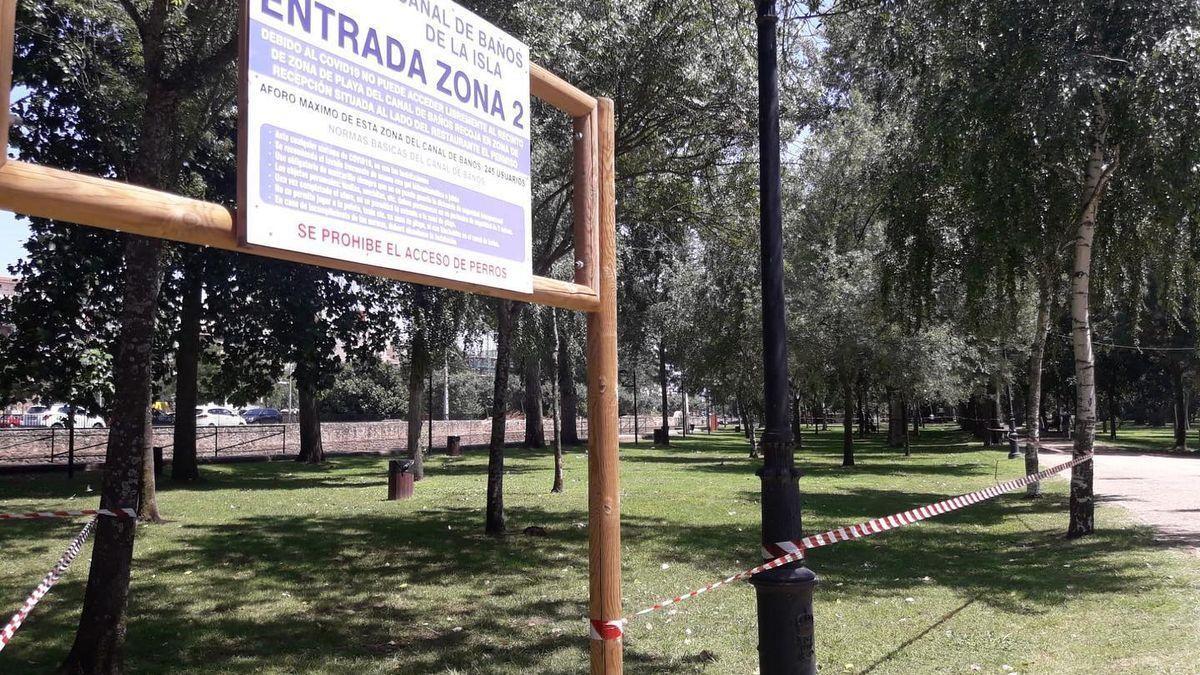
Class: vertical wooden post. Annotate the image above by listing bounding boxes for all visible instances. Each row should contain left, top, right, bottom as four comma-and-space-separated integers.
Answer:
0, 0, 15, 166
587, 97, 622, 673
572, 103, 599, 291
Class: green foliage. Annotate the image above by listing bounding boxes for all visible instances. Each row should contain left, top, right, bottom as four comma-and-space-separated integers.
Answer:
320, 358, 408, 421
447, 366, 496, 419
1, 0, 240, 410
205, 260, 371, 402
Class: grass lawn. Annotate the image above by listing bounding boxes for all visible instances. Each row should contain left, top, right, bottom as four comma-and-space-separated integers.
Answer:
1096, 423, 1200, 454
1, 427, 1197, 674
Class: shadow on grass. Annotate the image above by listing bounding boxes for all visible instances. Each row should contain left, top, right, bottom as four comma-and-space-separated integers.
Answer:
860, 596, 978, 674
90, 495, 1175, 673
119, 506, 736, 674
0, 429, 1186, 673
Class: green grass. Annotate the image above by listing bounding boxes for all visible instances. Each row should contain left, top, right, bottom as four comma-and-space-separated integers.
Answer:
1, 428, 1197, 674
1096, 423, 1199, 454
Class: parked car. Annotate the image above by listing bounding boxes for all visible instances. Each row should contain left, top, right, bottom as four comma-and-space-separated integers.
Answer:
195, 406, 247, 427
19, 405, 49, 427
151, 409, 176, 426
31, 404, 106, 428
0, 414, 21, 428
241, 407, 284, 424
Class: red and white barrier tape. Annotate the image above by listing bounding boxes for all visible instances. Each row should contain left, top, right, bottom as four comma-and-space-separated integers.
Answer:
763, 454, 1093, 560
0, 517, 98, 653
589, 618, 625, 641
0, 507, 136, 522
588, 454, 1093, 639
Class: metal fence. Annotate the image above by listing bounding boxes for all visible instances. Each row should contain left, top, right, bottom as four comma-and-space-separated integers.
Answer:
0, 415, 703, 467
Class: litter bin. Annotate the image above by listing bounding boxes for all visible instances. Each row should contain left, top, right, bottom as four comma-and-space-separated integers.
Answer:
653, 427, 669, 446
388, 459, 415, 500
447, 435, 462, 457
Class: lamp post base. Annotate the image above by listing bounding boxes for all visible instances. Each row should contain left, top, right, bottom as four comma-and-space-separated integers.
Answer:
750, 565, 817, 675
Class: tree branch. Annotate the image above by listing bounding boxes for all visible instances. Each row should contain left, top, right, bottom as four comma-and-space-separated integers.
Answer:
165, 35, 239, 93
116, 0, 147, 40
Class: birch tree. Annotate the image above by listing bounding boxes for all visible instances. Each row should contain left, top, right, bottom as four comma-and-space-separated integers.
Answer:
826, 0, 1200, 536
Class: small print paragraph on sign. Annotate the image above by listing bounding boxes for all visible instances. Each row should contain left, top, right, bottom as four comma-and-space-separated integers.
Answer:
260, 125, 525, 262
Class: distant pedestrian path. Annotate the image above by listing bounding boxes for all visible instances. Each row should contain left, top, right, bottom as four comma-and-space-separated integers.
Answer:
1042, 442, 1200, 554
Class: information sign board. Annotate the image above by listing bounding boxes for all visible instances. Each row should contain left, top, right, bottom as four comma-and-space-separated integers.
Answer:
240, 0, 533, 292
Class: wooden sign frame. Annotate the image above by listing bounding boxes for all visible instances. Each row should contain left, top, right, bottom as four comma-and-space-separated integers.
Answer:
0, 3, 625, 671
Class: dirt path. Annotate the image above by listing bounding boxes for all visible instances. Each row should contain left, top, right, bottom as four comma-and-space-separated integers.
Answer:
1041, 442, 1200, 554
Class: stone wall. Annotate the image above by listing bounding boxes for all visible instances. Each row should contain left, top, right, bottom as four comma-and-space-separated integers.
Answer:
0, 415, 671, 466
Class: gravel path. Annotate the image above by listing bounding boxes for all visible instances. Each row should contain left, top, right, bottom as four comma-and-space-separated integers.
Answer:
1041, 442, 1200, 554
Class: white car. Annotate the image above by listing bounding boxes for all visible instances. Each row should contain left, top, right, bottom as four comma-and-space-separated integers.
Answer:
195, 406, 247, 427
34, 404, 106, 429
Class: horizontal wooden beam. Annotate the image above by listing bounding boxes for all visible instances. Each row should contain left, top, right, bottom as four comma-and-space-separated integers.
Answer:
531, 63, 596, 117
0, 160, 600, 312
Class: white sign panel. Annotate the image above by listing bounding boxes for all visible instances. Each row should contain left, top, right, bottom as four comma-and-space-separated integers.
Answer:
241, 0, 532, 292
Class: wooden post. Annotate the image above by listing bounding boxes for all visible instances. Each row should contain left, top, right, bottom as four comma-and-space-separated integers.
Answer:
0, 0, 14, 166
587, 98, 622, 674
572, 102, 599, 292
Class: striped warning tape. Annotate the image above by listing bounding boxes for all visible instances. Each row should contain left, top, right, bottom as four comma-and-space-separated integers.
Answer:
0, 507, 137, 521
762, 454, 1092, 560
763, 454, 1094, 559
0, 517, 98, 653
589, 454, 1093, 641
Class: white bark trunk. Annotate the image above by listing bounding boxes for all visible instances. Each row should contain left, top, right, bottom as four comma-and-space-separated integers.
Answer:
1068, 141, 1111, 538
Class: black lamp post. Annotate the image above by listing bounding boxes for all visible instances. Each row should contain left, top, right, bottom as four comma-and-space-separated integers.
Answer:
750, 2, 817, 673
1006, 382, 1021, 459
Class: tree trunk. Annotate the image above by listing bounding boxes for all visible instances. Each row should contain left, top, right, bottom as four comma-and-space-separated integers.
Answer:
61, 235, 165, 672
523, 355, 545, 447
443, 354, 450, 420
856, 375, 866, 438
486, 300, 514, 534
739, 394, 757, 458
558, 323, 579, 445
887, 388, 905, 448
59, 15, 237, 666
842, 380, 855, 466
1025, 278, 1052, 497
138, 415, 161, 522
1108, 374, 1118, 440
171, 257, 203, 482
900, 394, 910, 456
658, 340, 670, 444
681, 378, 689, 437
295, 369, 324, 464
550, 311, 564, 493
1068, 140, 1113, 539
989, 376, 1004, 446
407, 329, 429, 480
1172, 360, 1188, 451
790, 390, 802, 448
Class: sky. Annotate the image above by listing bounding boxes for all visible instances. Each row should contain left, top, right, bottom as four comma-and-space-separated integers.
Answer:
2, 85, 29, 275
0, 210, 29, 274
